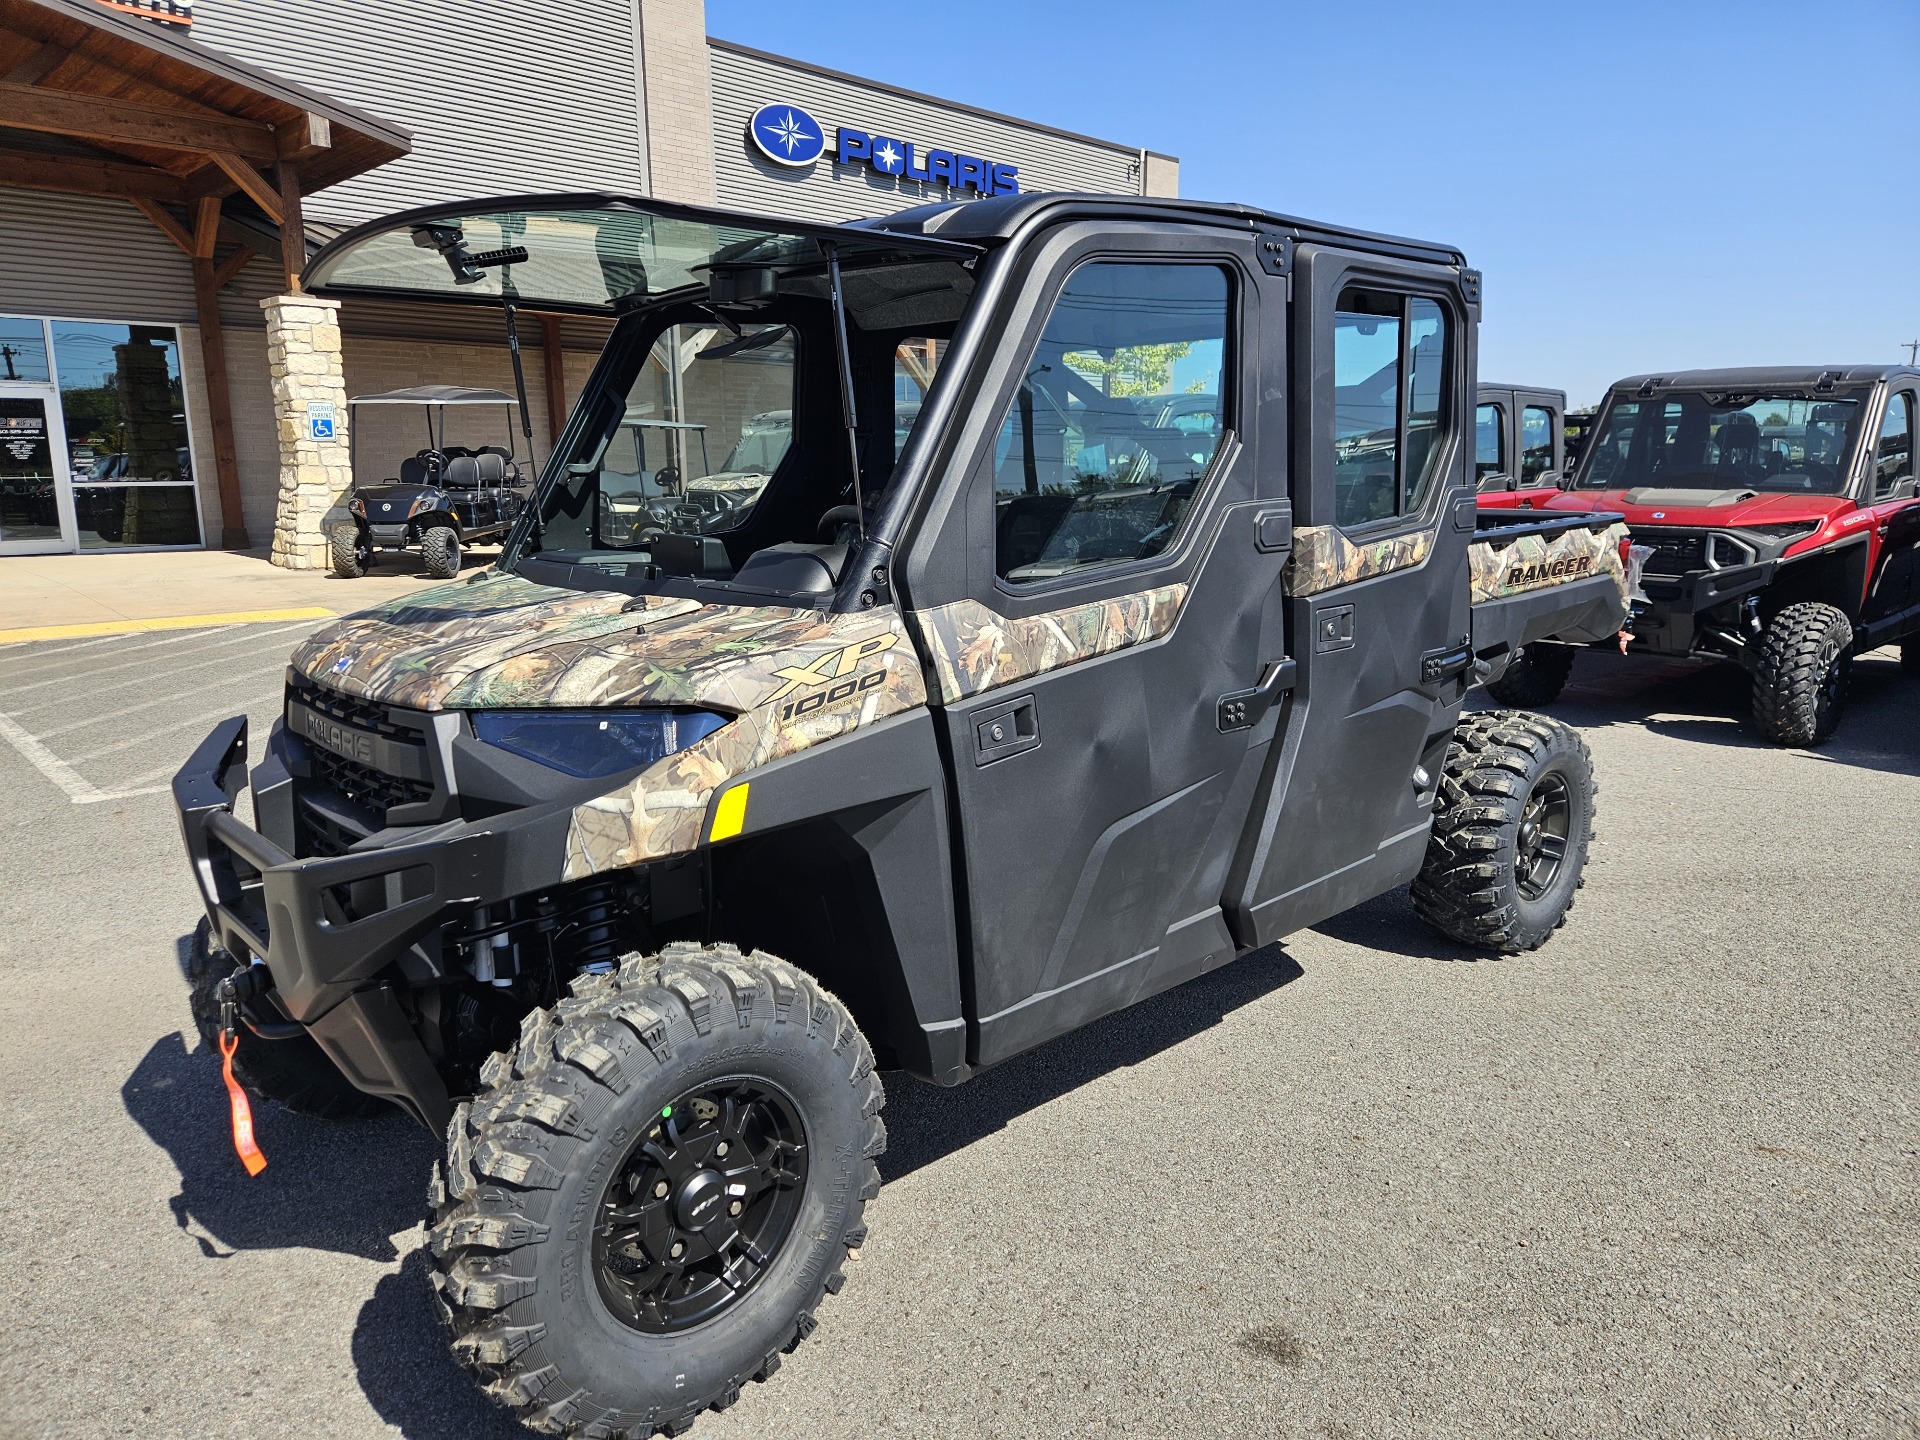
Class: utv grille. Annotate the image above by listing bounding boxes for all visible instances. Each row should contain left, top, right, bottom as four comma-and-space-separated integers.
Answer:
1634, 528, 1709, 577
309, 746, 434, 816
288, 675, 427, 743
287, 674, 438, 853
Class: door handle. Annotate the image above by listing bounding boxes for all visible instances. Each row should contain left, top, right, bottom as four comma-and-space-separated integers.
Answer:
973, 693, 1040, 766
1217, 658, 1296, 732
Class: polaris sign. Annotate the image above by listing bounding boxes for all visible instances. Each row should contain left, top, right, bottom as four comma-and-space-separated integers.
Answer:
747, 102, 1019, 196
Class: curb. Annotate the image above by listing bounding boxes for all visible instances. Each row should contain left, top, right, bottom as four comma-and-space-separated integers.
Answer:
0, 607, 336, 646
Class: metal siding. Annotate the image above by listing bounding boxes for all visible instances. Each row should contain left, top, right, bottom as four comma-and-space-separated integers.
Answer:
0, 188, 199, 323
190, 0, 646, 224
709, 46, 1143, 222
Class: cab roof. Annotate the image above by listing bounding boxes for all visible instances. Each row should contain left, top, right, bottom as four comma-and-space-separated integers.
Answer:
1606, 366, 1920, 393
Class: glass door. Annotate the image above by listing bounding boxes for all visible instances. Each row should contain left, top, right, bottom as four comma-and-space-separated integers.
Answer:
0, 382, 77, 555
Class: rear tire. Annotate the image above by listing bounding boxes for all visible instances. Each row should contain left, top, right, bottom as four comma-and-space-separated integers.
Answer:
1482, 641, 1576, 707
428, 943, 883, 1438
183, 919, 388, 1119
330, 523, 370, 578
1900, 638, 1920, 677
1412, 710, 1596, 953
422, 525, 462, 579
1751, 602, 1851, 746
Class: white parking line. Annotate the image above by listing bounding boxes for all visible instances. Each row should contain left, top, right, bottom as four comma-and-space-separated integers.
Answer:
0, 624, 235, 678
0, 710, 114, 803
0, 621, 307, 695
68, 690, 284, 763
5, 626, 312, 709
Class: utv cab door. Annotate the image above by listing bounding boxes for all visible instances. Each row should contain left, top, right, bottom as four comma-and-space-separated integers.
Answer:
1222, 245, 1477, 946
903, 221, 1293, 1068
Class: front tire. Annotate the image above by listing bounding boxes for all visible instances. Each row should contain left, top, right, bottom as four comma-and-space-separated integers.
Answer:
429, 943, 884, 1438
1482, 641, 1576, 707
183, 919, 388, 1119
330, 523, 370, 578
1751, 602, 1852, 746
422, 525, 462, 579
1412, 711, 1596, 953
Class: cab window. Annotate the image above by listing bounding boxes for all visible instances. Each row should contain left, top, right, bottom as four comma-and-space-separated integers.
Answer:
1333, 290, 1448, 526
1874, 391, 1914, 500
1475, 402, 1505, 485
993, 262, 1230, 584
1521, 405, 1556, 482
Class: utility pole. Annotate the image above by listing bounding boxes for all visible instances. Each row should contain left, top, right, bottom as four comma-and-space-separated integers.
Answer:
1904, 339, 1920, 366
0, 343, 19, 381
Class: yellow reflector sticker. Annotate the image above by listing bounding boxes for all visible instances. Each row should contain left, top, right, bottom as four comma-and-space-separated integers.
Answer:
709, 784, 749, 842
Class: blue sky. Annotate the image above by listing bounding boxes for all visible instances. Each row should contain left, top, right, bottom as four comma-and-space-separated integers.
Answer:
712, 0, 1918, 407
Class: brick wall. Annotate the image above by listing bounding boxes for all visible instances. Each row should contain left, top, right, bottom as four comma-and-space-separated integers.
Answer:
640, 0, 715, 204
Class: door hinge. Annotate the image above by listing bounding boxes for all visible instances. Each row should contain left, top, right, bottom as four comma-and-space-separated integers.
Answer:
1218, 658, 1296, 732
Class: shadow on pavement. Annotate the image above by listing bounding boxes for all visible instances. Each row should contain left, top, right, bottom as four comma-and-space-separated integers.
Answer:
121, 1028, 438, 1261
353, 1249, 540, 1440
878, 944, 1303, 1183
1306, 885, 1491, 963
1523, 648, 1920, 777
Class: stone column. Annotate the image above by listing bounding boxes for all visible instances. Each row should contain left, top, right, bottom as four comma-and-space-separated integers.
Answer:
262, 293, 350, 569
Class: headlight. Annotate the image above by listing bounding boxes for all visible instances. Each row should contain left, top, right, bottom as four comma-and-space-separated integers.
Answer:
471, 709, 729, 779
410, 495, 437, 517
349, 497, 365, 516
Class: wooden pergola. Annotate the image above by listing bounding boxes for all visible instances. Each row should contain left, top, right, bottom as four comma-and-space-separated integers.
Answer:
0, 0, 409, 547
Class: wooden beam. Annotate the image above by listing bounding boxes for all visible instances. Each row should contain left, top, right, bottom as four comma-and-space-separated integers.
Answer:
3, 42, 67, 86
131, 197, 193, 255
190, 253, 251, 548
209, 150, 282, 223
0, 81, 278, 164
0, 147, 186, 202
540, 314, 568, 445
276, 112, 331, 160
274, 158, 305, 292
191, 195, 220, 259
211, 246, 255, 290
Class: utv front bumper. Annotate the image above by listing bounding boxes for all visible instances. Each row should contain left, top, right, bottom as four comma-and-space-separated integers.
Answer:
1632, 558, 1776, 655
172, 715, 575, 1131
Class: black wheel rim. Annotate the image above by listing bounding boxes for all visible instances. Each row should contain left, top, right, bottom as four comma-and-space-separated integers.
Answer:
592, 1078, 809, 1334
1816, 641, 1846, 725
1516, 770, 1572, 901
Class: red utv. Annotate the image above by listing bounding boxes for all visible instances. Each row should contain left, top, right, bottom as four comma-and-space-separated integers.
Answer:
1484, 366, 1920, 744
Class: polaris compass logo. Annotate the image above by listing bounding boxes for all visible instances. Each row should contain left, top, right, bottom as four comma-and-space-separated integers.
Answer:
748, 102, 826, 167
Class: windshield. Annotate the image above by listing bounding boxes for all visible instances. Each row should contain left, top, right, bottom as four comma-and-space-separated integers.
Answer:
1578, 391, 1866, 494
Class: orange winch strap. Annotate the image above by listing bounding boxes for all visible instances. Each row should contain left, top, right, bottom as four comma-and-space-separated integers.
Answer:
217, 1031, 268, 1176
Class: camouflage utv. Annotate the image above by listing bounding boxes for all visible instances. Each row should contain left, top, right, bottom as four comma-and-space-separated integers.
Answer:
173, 191, 1629, 1436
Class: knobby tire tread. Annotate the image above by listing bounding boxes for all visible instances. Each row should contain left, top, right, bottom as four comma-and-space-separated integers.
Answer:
428, 943, 883, 1439
1411, 709, 1596, 953
1750, 602, 1851, 747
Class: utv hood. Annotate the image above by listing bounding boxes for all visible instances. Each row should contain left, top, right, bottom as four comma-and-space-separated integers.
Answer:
290, 572, 923, 716
1548, 489, 1853, 530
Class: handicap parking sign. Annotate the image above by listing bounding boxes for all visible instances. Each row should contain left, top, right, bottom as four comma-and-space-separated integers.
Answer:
306, 400, 336, 441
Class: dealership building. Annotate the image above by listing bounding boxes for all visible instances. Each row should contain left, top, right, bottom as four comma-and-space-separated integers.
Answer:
0, 0, 1176, 562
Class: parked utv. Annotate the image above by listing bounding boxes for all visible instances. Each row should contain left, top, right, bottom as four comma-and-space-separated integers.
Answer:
174, 191, 1630, 1438
1475, 382, 1568, 505
1482, 366, 1920, 743
331, 384, 533, 579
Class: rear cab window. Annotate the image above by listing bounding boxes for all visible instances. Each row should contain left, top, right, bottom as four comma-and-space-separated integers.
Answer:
1333, 289, 1448, 527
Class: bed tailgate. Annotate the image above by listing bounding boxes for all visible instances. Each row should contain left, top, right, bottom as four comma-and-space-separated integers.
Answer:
1470, 510, 1633, 670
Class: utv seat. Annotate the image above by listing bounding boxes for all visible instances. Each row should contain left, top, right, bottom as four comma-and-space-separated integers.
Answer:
398, 455, 435, 486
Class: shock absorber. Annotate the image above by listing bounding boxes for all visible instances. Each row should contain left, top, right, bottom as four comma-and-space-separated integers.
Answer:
551, 881, 631, 978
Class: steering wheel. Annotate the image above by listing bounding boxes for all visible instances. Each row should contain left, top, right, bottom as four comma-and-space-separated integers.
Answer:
653, 465, 681, 495
817, 504, 861, 540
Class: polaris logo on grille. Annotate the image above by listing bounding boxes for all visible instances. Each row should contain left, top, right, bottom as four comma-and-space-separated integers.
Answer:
300, 707, 375, 764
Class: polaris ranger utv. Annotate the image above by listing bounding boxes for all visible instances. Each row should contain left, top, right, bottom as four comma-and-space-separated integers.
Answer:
1479, 366, 1920, 743
172, 192, 1629, 1437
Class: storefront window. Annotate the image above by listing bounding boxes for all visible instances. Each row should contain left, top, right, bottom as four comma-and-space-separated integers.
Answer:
0, 317, 52, 383
51, 321, 201, 548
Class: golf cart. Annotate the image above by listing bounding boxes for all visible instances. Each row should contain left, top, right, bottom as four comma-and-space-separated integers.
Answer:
331, 384, 533, 579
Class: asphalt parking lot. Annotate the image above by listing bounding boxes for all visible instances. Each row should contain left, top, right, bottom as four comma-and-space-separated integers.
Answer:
1, 626, 1916, 1440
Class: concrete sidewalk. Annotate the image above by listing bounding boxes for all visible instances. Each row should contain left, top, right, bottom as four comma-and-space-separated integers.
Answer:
0, 550, 453, 643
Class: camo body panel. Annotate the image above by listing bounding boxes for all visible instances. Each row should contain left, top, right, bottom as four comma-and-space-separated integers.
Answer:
910, 583, 1189, 704
562, 606, 926, 877
1469, 521, 1630, 604
1285, 525, 1435, 597
287, 573, 927, 874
